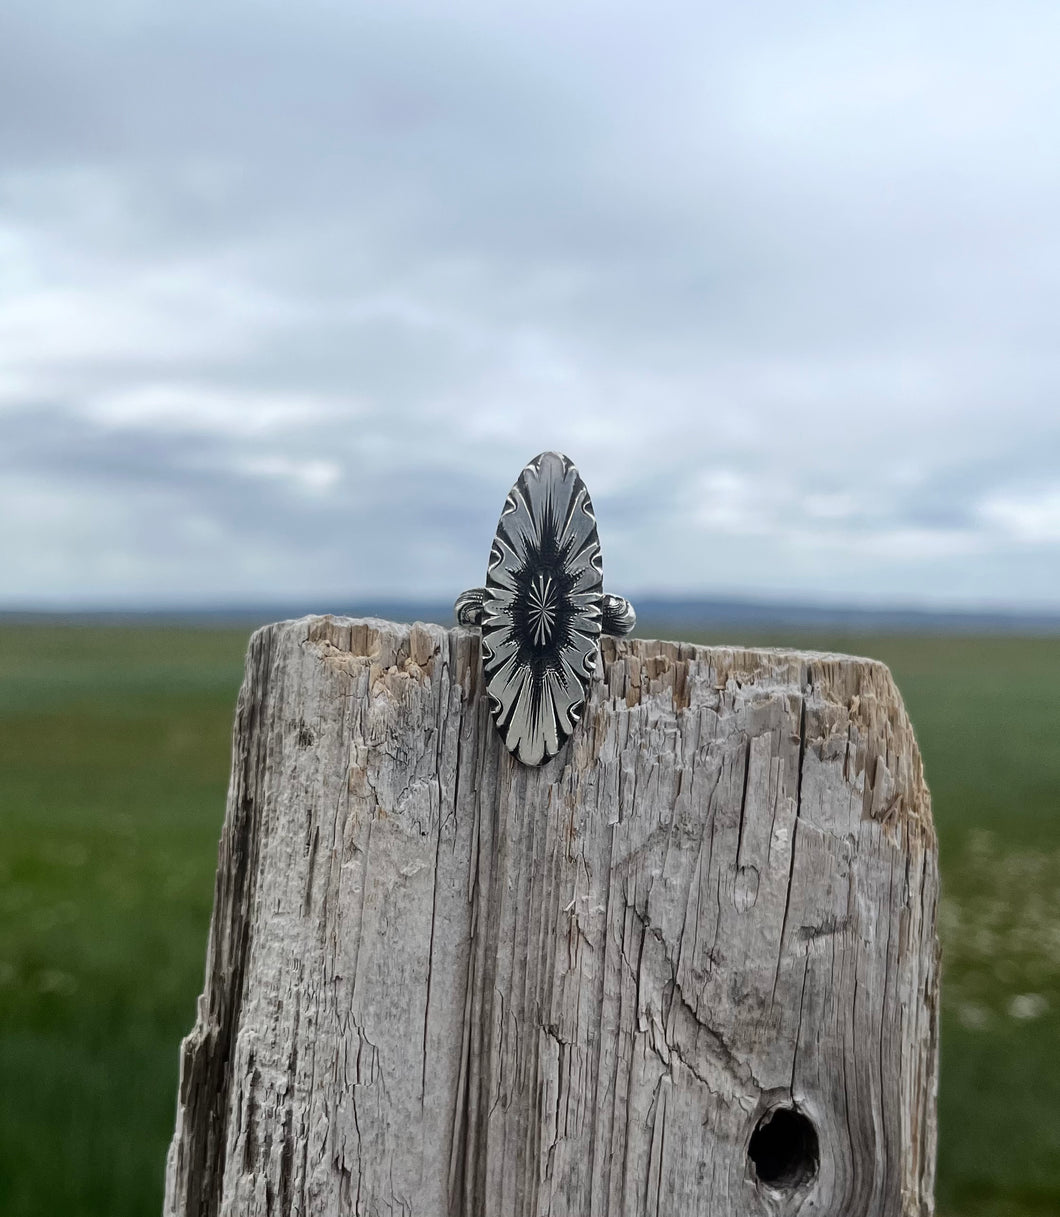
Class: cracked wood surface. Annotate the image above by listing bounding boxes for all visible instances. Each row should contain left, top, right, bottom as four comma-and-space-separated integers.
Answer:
164, 615, 939, 1217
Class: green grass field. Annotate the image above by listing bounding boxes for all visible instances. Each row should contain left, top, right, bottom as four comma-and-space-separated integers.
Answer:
1, 623, 1058, 1216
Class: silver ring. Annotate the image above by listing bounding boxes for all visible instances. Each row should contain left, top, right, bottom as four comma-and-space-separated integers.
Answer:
455, 451, 635, 766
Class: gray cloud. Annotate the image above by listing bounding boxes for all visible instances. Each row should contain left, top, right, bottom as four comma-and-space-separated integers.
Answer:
2, 0, 1059, 608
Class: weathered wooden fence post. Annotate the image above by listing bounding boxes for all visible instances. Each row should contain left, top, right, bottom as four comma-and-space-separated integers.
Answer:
165, 615, 939, 1217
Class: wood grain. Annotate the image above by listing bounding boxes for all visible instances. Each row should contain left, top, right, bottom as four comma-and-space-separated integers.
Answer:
164, 615, 939, 1216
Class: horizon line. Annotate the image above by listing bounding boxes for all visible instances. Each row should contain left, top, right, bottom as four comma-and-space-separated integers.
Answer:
3, 593, 1060, 634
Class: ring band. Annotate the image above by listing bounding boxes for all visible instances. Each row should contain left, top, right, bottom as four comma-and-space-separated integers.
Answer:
457, 588, 635, 635
455, 451, 635, 766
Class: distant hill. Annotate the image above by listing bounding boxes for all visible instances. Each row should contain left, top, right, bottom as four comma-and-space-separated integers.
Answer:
630, 596, 1060, 635
4, 595, 1060, 634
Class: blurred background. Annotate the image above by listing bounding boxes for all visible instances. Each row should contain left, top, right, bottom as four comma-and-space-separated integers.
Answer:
1, 2, 1058, 1214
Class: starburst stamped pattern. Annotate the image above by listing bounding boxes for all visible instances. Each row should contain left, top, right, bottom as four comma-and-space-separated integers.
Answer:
527, 573, 558, 645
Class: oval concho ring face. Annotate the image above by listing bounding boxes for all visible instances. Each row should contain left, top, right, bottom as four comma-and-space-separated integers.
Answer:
480, 451, 604, 766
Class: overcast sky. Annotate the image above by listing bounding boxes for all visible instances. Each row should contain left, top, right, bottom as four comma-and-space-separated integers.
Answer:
2, 0, 1059, 609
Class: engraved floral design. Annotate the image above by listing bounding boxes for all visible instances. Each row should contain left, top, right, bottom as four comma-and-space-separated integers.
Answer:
480, 451, 604, 765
